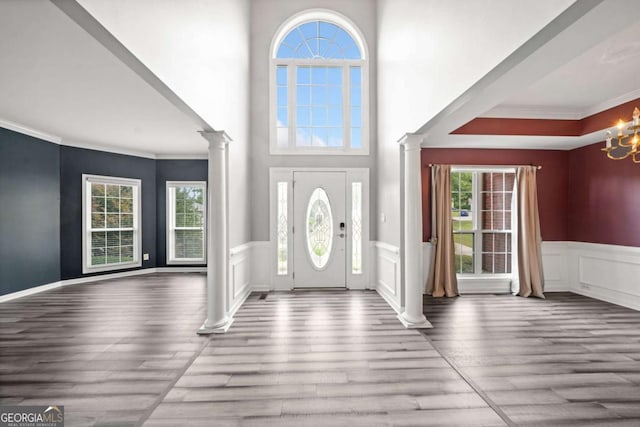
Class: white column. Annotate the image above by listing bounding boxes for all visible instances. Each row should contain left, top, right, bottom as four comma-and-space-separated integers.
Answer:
398, 133, 432, 329
198, 130, 233, 334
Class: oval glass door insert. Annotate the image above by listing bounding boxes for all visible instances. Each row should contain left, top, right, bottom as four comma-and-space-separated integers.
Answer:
305, 188, 333, 269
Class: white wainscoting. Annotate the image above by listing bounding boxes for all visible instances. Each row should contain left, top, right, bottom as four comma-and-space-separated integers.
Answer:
568, 242, 640, 311
250, 241, 271, 292
228, 243, 254, 317
541, 241, 569, 292
372, 241, 402, 315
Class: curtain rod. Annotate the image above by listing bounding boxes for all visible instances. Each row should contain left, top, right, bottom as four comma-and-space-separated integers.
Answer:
427, 163, 542, 170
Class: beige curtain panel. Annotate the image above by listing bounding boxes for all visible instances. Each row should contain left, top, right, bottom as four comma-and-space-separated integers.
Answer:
427, 164, 459, 297
515, 166, 545, 298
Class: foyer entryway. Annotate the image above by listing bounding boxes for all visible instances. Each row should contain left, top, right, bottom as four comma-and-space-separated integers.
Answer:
293, 171, 346, 288
270, 168, 369, 291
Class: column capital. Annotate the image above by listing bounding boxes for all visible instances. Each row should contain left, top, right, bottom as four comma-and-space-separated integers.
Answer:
397, 133, 424, 151
199, 130, 232, 149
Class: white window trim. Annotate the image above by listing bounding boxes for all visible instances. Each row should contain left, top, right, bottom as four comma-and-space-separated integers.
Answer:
269, 10, 370, 156
166, 181, 207, 265
450, 166, 516, 279
82, 174, 142, 274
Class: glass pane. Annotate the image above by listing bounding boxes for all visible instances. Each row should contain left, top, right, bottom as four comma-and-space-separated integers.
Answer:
120, 186, 133, 198
106, 214, 120, 228
351, 128, 362, 149
91, 232, 106, 249
106, 231, 120, 247
350, 85, 361, 106
92, 197, 105, 213
174, 230, 204, 259
311, 86, 326, 105
91, 213, 105, 229
277, 87, 287, 106
328, 86, 342, 106
106, 185, 119, 198
106, 198, 120, 213
121, 231, 133, 246
120, 198, 133, 213
276, 182, 288, 275
107, 246, 120, 263
276, 65, 287, 85
277, 107, 288, 127
91, 248, 106, 266
276, 21, 361, 60
120, 214, 133, 228
91, 183, 105, 197
121, 245, 134, 262
297, 66, 310, 84
482, 232, 511, 274
350, 66, 361, 86
311, 107, 327, 127
327, 127, 343, 147
352, 182, 362, 274
454, 233, 474, 274
306, 188, 333, 269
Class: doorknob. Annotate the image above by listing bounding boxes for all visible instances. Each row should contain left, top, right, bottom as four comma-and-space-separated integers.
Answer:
338, 233, 345, 238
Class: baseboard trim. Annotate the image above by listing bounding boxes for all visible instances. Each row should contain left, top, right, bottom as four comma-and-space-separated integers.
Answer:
375, 284, 402, 316
0, 267, 206, 303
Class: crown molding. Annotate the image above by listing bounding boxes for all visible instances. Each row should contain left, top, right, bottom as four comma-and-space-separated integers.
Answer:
155, 154, 208, 160
582, 89, 640, 119
0, 119, 62, 144
480, 105, 584, 120
1, 117, 208, 160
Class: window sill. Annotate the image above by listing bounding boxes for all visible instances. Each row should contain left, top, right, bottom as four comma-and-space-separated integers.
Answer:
83, 260, 142, 275
456, 275, 513, 294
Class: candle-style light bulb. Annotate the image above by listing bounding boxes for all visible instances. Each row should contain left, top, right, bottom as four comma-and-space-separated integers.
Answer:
618, 120, 625, 137
634, 107, 640, 126
606, 130, 612, 148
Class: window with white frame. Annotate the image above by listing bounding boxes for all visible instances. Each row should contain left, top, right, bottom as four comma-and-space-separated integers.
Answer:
166, 182, 206, 264
83, 174, 141, 273
271, 12, 368, 154
451, 169, 516, 275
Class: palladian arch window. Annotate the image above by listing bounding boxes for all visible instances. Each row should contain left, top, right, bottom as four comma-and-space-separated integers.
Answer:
271, 12, 368, 154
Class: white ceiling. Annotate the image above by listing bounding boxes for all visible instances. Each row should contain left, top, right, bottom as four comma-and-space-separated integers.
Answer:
483, 19, 640, 120
0, 0, 207, 157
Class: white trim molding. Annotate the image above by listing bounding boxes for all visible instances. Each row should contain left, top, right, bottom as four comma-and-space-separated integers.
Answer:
568, 241, 640, 311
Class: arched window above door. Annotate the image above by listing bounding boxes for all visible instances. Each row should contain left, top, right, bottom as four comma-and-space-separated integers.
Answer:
270, 10, 369, 155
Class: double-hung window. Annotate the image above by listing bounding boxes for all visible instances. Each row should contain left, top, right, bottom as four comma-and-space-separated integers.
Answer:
271, 14, 368, 154
451, 169, 515, 275
166, 182, 206, 264
83, 174, 141, 273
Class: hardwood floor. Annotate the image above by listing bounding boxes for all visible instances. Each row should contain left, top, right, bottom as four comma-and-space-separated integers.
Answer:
0, 273, 208, 426
2, 275, 640, 426
422, 293, 640, 426
145, 290, 502, 426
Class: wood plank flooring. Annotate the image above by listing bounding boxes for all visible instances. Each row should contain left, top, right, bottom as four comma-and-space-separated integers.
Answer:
3, 274, 640, 426
422, 293, 640, 426
145, 290, 502, 426
0, 273, 208, 426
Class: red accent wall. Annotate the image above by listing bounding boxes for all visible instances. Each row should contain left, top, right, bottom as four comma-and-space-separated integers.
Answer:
421, 148, 569, 243
568, 142, 640, 247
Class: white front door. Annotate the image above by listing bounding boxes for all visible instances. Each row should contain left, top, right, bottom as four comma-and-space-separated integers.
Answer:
293, 171, 346, 288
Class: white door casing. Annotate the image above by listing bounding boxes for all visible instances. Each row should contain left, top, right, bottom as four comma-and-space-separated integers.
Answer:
269, 168, 369, 291
293, 171, 346, 288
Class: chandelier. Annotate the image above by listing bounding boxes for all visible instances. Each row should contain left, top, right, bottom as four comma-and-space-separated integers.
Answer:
603, 107, 640, 163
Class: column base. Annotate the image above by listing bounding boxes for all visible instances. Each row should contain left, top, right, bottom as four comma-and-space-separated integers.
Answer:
197, 317, 234, 335
397, 312, 433, 329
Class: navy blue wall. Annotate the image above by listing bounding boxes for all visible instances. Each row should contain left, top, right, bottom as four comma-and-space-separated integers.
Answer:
59, 146, 157, 280
0, 128, 61, 296
156, 160, 208, 267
